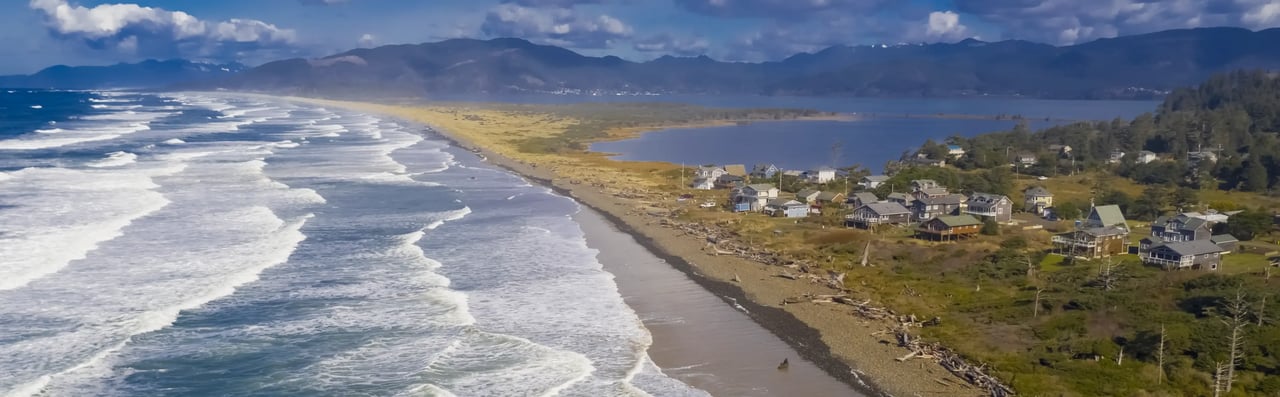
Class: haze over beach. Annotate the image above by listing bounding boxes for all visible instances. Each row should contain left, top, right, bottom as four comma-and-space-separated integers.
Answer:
3, 1, 1280, 396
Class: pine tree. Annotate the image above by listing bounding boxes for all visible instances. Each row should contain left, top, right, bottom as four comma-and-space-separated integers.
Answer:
1244, 160, 1269, 192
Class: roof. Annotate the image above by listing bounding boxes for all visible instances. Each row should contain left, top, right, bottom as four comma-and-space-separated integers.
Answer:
1024, 186, 1052, 197
968, 193, 1009, 204
797, 189, 821, 198
1161, 240, 1226, 256
1080, 226, 1129, 237
933, 215, 982, 227
724, 164, 747, 176
698, 165, 723, 172
1090, 205, 1127, 228
918, 187, 949, 196
767, 199, 804, 207
852, 192, 879, 202
860, 202, 911, 215
918, 194, 963, 205
1182, 217, 1209, 231
1211, 234, 1239, 244
815, 167, 837, 172
717, 174, 744, 181
746, 184, 776, 192
888, 192, 912, 201
912, 179, 938, 186
752, 163, 777, 172
816, 191, 844, 201
862, 175, 890, 182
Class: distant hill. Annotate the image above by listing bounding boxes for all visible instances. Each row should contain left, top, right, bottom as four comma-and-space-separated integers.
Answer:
13, 27, 1280, 98
0, 59, 247, 90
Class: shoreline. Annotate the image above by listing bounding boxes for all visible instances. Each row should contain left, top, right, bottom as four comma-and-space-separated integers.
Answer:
424, 124, 879, 396
277, 95, 981, 397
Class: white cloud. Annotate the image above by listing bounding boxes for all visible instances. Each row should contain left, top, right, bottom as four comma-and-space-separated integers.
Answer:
481, 4, 633, 48
633, 34, 710, 56
30, 0, 296, 59
358, 33, 377, 48
925, 11, 969, 41
1243, 2, 1280, 28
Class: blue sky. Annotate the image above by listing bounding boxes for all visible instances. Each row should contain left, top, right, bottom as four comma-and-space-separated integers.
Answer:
3, 0, 1280, 74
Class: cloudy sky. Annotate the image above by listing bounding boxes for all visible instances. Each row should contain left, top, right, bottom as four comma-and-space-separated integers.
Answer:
2, 0, 1279, 74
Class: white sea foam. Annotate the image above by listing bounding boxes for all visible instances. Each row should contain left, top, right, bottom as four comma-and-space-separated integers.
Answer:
425, 207, 471, 230
29, 105, 42, 109
86, 151, 138, 168
0, 164, 180, 291
34, 128, 62, 134
0, 122, 152, 150
162, 138, 184, 145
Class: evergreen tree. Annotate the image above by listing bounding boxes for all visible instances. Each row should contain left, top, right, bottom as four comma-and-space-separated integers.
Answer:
1244, 160, 1270, 192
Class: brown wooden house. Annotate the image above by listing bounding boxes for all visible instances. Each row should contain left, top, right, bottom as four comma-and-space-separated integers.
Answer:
916, 215, 982, 241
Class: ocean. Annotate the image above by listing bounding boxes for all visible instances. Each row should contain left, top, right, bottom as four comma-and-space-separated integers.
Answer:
0, 90, 707, 396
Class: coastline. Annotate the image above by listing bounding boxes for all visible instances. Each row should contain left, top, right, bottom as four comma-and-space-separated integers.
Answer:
279, 96, 982, 397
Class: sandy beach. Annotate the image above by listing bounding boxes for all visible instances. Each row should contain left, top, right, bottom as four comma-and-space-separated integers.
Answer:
282, 96, 984, 397
575, 208, 864, 396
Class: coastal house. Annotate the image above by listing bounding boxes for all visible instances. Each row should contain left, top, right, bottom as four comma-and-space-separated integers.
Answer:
1048, 144, 1073, 157
1141, 240, 1226, 271
695, 166, 727, 180
911, 179, 941, 191
1016, 153, 1037, 166
724, 164, 748, 177
815, 191, 846, 206
911, 194, 964, 222
846, 192, 880, 209
751, 164, 780, 179
847, 202, 912, 229
1136, 150, 1158, 164
1150, 214, 1213, 242
947, 145, 966, 158
913, 187, 950, 200
763, 199, 809, 218
964, 193, 1013, 223
806, 167, 838, 184
1108, 150, 1126, 164
732, 184, 780, 212
887, 192, 915, 208
1023, 186, 1054, 216
1188, 150, 1218, 164
860, 175, 889, 189
916, 215, 982, 241
714, 174, 746, 189
691, 178, 716, 190
1211, 234, 1239, 252
796, 189, 822, 203
1052, 204, 1130, 259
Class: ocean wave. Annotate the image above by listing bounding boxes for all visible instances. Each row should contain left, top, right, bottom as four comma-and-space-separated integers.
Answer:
0, 122, 152, 151
86, 151, 138, 168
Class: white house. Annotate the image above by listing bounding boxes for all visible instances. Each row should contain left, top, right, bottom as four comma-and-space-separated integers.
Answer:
806, 167, 837, 184
947, 145, 966, 158
1108, 150, 1125, 164
695, 166, 727, 180
860, 175, 889, 189
1136, 151, 1157, 164
732, 184, 780, 212
690, 178, 715, 190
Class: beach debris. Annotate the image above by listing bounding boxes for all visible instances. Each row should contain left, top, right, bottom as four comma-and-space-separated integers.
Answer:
777, 358, 789, 371
732, 273, 741, 283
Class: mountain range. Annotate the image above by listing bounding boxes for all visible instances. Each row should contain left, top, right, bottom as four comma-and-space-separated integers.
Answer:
0, 59, 247, 90
5, 27, 1280, 98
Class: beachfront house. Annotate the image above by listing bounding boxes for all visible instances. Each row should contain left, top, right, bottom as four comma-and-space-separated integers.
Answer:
1150, 214, 1213, 242
751, 164, 780, 179
916, 215, 982, 241
964, 193, 1013, 223
1048, 144, 1073, 157
847, 202, 912, 229
1052, 204, 1130, 259
796, 189, 822, 203
911, 179, 941, 191
714, 174, 745, 189
1023, 186, 1053, 216
947, 145, 966, 158
724, 164, 748, 178
1108, 150, 1126, 164
846, 192, 880, 209
860, 175, 889, 189
815, 191, 846, 206
692, 166, 727, 190
1136, 150, 1158, 164
887, 192, 915, 208
806, 168, 838, 184
1141, 240, 1226, 271
911, 194, 964, 222
1016, 153, 1037, 166
732, 184, 780, 212
763, 199, 809, 218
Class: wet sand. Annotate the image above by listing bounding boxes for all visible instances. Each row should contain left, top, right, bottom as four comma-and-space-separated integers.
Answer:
574, 208, 863, 397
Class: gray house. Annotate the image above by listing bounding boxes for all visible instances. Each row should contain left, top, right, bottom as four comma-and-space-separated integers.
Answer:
751, 163, 780, 179
860, 175, 890, 189
796, 189, 822, 203
964, 193, 1013, 223
911, 194, 964, 222
1141, 240, 1227, 270
846, 192, 880, 209
846, 202, 912, 229
1150, 214, 1213, 242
